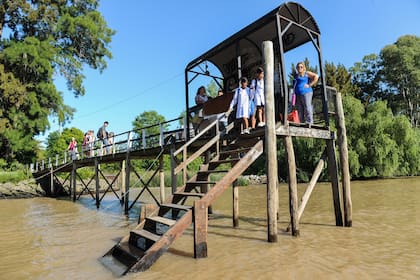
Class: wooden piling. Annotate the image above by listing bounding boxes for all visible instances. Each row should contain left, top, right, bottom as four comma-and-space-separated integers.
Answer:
120, 160, 126, 205
334, 92, 352, 227
72, 162, 76, 202
194, 200, 208, 258
326, 139, 344, 226
286, 151, 326, 232
263, 40, 278, 242
124, 159, 131, 215
284, 136, 299, 236
170, 143, 177, 194
159, 157, 165, 203
95, 158, 100, 208
232, 179, 239, 228
50, 166, 54, 196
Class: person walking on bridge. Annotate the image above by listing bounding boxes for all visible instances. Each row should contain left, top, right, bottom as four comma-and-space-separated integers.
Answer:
97, 121, 109, 156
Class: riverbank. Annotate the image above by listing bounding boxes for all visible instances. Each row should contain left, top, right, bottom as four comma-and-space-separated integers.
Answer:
0, 179, 45, 199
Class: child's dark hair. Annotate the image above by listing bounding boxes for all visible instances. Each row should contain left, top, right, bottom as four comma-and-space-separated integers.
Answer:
240, 77, 248, 83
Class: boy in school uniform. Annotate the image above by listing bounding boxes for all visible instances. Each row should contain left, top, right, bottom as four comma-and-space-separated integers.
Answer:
227, 77, 252, 134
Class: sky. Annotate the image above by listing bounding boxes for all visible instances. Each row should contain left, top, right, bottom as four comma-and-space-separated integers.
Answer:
39, 0, 420, 144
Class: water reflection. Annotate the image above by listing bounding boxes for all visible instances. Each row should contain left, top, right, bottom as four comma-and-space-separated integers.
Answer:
0, 178, 418, 279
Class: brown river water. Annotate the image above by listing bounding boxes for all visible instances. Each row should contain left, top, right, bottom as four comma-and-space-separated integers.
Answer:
0, 177, 419, 280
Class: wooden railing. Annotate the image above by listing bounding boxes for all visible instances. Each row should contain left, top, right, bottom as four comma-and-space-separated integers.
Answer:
171, 114, 234, 188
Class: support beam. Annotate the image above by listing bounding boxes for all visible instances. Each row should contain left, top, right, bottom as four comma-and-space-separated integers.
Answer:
50, 166, 54, 196
194, 200, 208, 258
170, 144, 177, 194
284, 136, 299, 236
72, 162, 76, 202
326, 140, 344, 226
95, 158, 100, 209
124, 159, 131, 215
287, 151, 326, 232
120, 160, 126, 205
159, 157, 165, 203
232, 180, 239, 228
263, 40, 278, 242
334, 92, 352, 227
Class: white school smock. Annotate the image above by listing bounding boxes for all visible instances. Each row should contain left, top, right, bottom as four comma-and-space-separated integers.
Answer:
229, 87, 251, 119
251, 78, 265, 106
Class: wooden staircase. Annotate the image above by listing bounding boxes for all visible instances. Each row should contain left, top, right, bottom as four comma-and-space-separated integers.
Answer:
101, 121, 263, 275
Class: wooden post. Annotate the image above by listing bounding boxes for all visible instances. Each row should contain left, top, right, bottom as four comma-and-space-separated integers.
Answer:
95, 158, 100, 209
124, 158, 131, 215
334, 92, 352, 227
286, 151, 326, 232
232, 179, 239, 228
326, 139, 344, 226
170, 143, 177, 194
72, 162, 77, 202
263, 40, 278, 242
297, 153, 325, 222
50, 166, 54, 196
159, 157, 165, 203
120, 160, 126, 205
284, 136, 299, 236
194, 200, 208, 258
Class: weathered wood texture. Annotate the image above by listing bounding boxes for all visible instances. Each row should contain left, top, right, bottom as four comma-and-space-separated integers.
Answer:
276, 125, 335, 139
334, 92, 352, 227
95, 158, 100, 208
326, 140, 344, 226
263, 41, 278, 242
232, 180, 239, 228
284, 136, 299, 236
194, 200, 208, 258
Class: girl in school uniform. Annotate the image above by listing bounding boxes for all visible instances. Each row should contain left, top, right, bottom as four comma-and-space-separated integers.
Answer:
227, 77, 252, 134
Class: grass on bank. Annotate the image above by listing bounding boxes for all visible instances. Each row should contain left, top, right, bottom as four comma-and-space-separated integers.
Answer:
0, 170, 32, 184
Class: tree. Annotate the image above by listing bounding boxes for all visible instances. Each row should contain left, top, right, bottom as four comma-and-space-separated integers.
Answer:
0, 0, 114, 164
324, 61, 357, 95
380, 35, 420, 127
350, 54, 387, 107
132, 110, 168, 146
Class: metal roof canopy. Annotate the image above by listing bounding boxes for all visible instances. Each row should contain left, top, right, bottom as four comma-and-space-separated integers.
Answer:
185, 2, 329, 131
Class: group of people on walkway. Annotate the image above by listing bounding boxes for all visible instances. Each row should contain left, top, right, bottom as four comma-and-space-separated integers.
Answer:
196, 62, 318, 135
67, 121, 114, 160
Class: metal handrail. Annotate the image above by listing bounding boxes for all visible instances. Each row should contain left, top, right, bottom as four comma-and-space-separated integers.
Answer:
31, 117, 186, 173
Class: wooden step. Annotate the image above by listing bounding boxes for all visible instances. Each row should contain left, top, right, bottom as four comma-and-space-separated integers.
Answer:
112, 242, 144, 267
173, 192, 205, 198
131, 229, 160, 242
160, 203, 192, 211
219, 147, 250, 155
210, 158, 239, 165
186, 181, 216, 186
146, 216, 176, 227
197, 169, 229, 174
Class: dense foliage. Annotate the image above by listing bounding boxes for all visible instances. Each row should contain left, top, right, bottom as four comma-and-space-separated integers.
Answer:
0, 0, 114, 165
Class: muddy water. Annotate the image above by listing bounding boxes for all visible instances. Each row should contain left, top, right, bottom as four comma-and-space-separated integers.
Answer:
0, 178, 419, 280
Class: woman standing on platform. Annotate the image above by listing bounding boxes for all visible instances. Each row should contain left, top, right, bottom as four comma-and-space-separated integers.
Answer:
293, 62, 318, 124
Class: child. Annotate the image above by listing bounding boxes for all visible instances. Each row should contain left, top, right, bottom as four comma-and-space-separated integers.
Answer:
250, 67, 265, 127
227, 77, 252, 134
